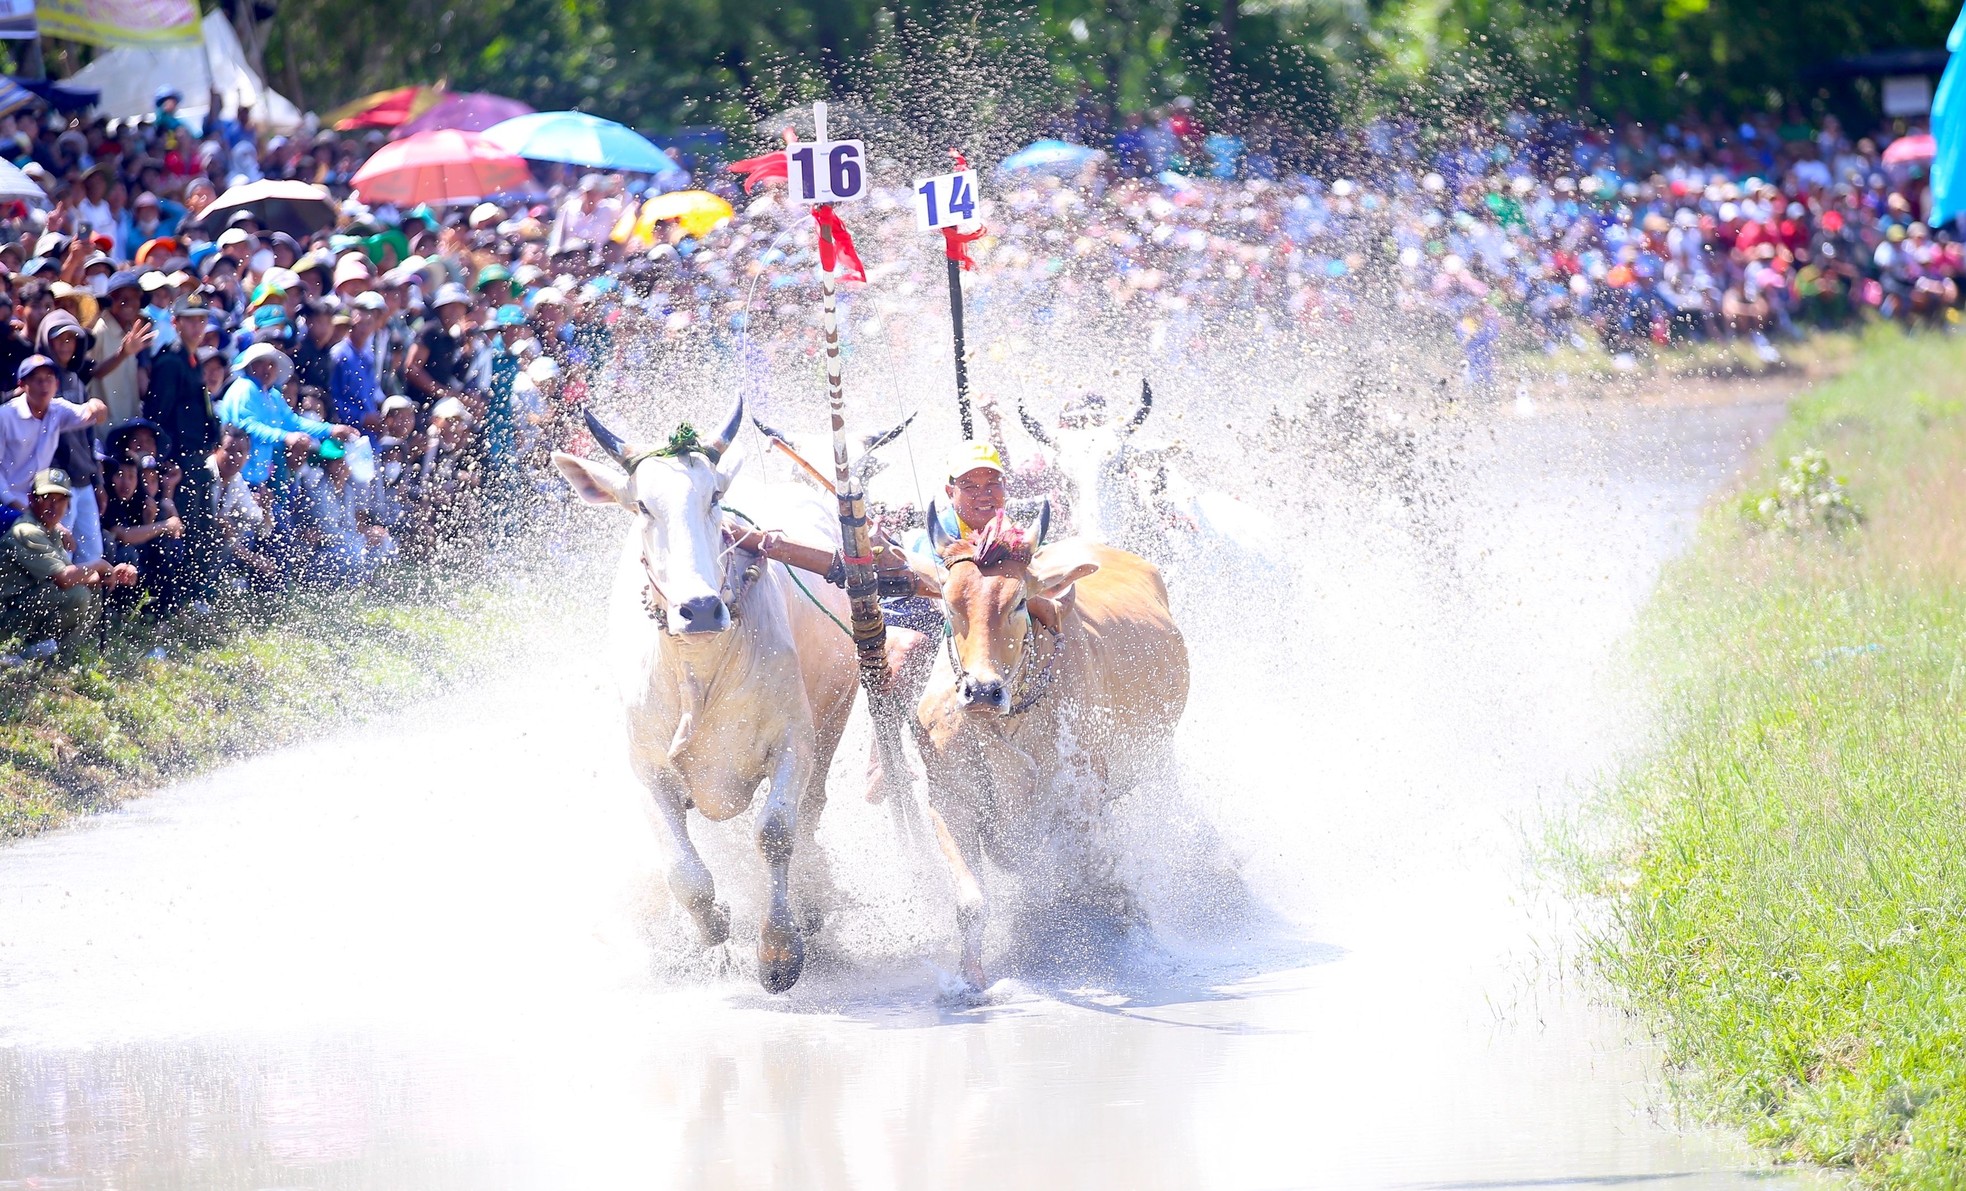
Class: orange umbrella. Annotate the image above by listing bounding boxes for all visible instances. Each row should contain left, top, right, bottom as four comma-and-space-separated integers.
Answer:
350, 129, 534, 206
326, 84, 445, 132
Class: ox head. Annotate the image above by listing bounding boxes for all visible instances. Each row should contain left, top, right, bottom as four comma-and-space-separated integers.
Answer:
1021, 379, 1162, 548
551, 397, 745, 636
923, 502, 1096, 715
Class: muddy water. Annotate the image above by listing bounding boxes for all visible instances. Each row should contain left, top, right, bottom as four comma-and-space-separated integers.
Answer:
0, 395, 1827, 1190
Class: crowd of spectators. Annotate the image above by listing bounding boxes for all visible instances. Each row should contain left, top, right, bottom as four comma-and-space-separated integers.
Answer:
0, 80, 1953, 656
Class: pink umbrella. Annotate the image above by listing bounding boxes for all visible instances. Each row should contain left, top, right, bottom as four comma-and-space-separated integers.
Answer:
392, 91, 535, 139
350, 129, 534, 206
1883, 133, 1936, 166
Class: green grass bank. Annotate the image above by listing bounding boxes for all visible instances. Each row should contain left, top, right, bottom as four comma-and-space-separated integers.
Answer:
1572, 324, 1966, 1186
1, 576, 536, 840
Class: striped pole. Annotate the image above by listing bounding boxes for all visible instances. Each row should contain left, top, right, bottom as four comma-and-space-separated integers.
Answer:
816, 214, 886, 691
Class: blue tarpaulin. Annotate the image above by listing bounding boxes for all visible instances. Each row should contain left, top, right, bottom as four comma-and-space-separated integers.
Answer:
1931, 4, 1966, 223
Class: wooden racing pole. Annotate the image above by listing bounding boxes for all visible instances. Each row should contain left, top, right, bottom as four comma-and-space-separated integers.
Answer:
945, 239, 973, 439
815, 206, 913, 799
815, 213, 885, 689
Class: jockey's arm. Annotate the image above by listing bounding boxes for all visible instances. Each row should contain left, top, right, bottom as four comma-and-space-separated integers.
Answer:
726, 521, 933, 597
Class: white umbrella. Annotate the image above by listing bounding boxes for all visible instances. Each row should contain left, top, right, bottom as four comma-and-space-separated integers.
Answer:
0, 158, 48, 206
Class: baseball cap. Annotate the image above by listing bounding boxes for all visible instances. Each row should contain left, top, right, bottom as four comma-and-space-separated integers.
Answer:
104, 269, 142, 295
946, 440, 1006, 481
216, 228, 251, 250
431, 283, 470, 310
431, 396, 470, 421
379, 394, 416, 415
474, 263, 512, 290
333, 253, 373, 287
253, 304, 290, 329
138, 270, 172, 294
493, 303, 526, 326
15, 353, 56, 382
351, 290, 387, 312
30, 467, 71, 496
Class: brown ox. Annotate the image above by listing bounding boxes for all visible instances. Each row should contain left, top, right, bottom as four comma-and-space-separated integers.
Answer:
914, 509, 1189, 987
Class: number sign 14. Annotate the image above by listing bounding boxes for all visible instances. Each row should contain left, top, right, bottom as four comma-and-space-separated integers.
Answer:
788, 141, 867, 204
914, 170, 980, 231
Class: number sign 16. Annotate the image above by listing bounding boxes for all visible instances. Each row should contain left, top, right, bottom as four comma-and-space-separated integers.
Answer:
913, 170, 980, 231
788, 141, 867, 204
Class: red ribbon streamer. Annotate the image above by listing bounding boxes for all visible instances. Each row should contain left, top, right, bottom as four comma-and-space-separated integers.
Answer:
810, 203, 866, 283
727, 150, 788, 193
940, 225, 985, 271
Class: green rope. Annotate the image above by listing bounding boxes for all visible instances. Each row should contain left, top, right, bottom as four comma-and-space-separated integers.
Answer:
622, 422, 712, 472
722, 503, 855, 640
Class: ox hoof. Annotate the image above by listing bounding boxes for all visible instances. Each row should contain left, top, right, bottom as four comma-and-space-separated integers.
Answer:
758, 919, 806, 994
686, 897, 731, 948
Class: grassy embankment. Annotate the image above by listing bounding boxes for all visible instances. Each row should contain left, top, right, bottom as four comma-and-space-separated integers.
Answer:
1, 574, 535, 839
1573, 323, 1966, 1185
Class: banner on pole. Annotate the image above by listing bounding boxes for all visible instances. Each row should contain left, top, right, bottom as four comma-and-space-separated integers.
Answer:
36, 0, 199, 46
0, 0, 35, 41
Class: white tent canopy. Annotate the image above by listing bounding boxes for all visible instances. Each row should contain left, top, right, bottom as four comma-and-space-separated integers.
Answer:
66, 11, 303, 133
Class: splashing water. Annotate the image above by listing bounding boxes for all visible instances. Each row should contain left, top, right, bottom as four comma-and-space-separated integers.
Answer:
0, 61, 1831, 1188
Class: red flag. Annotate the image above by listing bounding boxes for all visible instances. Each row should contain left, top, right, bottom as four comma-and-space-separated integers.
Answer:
940, 224, 986, 271
728, 150, 787, 193
810, 204, 866, 283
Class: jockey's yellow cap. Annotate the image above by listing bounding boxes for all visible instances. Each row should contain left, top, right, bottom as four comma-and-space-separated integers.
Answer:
946, 440, 1005, 481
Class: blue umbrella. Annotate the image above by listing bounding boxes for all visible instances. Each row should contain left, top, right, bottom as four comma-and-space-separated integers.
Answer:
996, 139, 1104, 177
483, 111, 683, 178
1932, 3, 1966, 224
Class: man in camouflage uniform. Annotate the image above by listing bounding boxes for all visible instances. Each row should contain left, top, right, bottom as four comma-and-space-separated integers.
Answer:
0, 468, 137, 651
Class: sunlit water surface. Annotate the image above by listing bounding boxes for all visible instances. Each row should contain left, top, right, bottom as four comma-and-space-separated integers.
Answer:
0, 394, 1832, 1189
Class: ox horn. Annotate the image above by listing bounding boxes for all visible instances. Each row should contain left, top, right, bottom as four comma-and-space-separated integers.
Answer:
1125, 378, 1154, 436
926, 499, 954, 554
704, 395, 744, 463
1035, 498, 1051, 546
584, 409, 632, 467
1018, 400, 1055, 447
862, 410, 917, 453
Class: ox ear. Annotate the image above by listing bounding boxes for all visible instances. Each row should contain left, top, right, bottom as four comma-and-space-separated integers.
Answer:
552, 450, 631, 507
1028, 546, 1098, 599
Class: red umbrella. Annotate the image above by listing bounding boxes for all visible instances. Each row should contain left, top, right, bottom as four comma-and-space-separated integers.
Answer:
1883, 133, 1936, 166
350, 129, 534, 206
327, 85, 442, 132
392, 91, 534, 139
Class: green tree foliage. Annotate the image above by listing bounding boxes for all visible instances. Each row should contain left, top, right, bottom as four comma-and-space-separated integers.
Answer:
263, 0, 1962, 138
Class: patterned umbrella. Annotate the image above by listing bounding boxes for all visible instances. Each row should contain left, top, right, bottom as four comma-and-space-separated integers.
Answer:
325, 85, 443, 132
350, 129, 534, 207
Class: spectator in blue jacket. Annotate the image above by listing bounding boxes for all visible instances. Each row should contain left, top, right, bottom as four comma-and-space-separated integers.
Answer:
215, 343, 357, 489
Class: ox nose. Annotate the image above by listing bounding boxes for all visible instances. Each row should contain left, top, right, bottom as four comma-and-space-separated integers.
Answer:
959, 675, 1008, 712
674, 595, 729, 634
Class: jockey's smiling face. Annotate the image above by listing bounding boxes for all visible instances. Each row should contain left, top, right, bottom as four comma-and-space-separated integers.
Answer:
946, 466, 1007, 530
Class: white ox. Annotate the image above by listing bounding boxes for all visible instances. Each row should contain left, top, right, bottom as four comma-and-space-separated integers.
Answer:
1021, 380, 1283, 615
552, 398, 857, 993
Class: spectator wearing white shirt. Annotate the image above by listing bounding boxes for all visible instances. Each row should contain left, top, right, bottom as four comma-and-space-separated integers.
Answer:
0, 354, 108, 532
